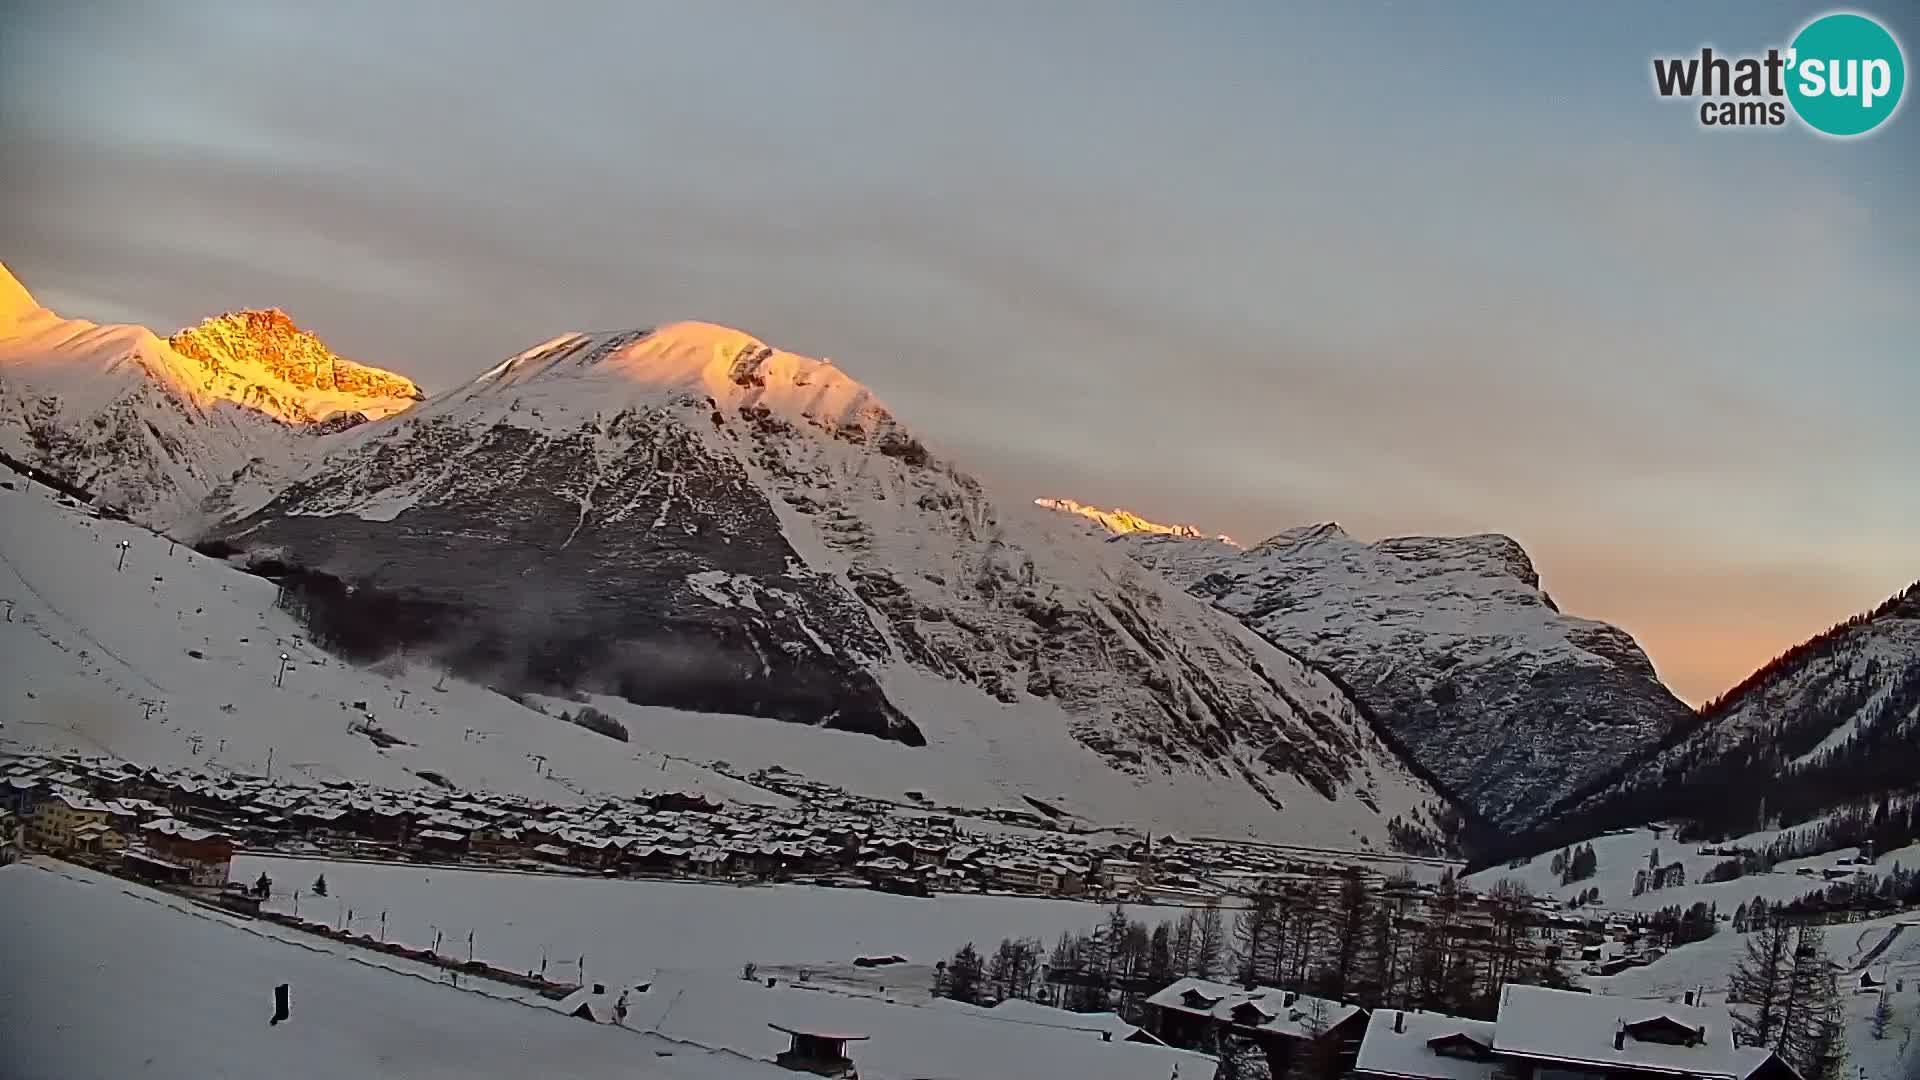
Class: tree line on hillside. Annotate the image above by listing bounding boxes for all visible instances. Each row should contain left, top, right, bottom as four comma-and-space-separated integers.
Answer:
1701, 583, 1918, 716
1732, 865, 1920, 928
933, 871, 1574, 1024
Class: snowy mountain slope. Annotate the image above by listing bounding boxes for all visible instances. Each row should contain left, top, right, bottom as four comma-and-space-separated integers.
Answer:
1557, 582, 1920, 843
203, 322, 1452, 845
0, 474, 782, 807
1037, 502, 1694, 832
0, 262, 418, 531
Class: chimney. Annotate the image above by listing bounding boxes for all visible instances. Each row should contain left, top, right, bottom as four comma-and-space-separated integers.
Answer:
593, 983, 605, 995
1684, 990, 1695, 1005
1394, 1011, 1405, 1034
1283, 991, 1297, 1007
1614, 1021, 1626, 1051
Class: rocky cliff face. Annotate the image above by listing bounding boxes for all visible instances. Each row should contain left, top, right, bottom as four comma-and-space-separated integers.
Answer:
204, 323, 1452, 843
1040, 504, 1694, 831
169, 309, 422, 423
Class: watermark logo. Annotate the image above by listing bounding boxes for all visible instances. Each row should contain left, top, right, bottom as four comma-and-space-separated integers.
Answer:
1652, 10, 1905, 137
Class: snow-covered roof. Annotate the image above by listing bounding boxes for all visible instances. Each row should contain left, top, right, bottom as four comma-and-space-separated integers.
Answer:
48, 791, 112, 813
1145, 978, 1360, 1039
1354, 1009, 1499, 1080
944, 996, 1157, 1042
634, 972, 1212, 1080
140, 818, 227, 843
1492, 986, 1741, 1078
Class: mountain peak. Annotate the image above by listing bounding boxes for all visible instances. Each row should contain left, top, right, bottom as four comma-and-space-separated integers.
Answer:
447, 322, 935, 465
0, 261, 45, 332
1255, 522, 1349, 549
168, 309, 422, 422
1034, 497, 1240, 546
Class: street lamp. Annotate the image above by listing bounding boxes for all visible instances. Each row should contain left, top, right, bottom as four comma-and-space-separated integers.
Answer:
115, 540, 130, 572
275, 653, 290, 688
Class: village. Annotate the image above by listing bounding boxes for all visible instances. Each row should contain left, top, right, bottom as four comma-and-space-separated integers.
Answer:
9, 743, 1898, 1079
0, 745, 1455, 903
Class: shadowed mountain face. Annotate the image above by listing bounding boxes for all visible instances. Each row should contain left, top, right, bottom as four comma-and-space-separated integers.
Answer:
200, 323, 1452, 843
212, 407, 921, 743
1040, 506, 1695, 831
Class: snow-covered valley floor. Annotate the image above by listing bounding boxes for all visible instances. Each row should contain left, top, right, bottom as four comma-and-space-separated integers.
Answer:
234, 852, 1148, 994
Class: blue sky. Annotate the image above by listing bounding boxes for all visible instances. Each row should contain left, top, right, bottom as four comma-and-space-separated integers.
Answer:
1, 2, 1914, 703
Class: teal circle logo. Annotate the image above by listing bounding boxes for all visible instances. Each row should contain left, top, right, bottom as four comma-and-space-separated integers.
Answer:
1786, 12, 1906, 136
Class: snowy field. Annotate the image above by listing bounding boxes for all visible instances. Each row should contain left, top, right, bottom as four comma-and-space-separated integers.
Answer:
0, 860, 792, 1080
237, 853, 1148, 992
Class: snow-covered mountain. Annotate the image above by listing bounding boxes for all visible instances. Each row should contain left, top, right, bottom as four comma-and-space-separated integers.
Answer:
168, 308, 421, 423
1036, 503, 1694, 831
0, 263, 419, 531
1554, 580, 1920, 843
195, 322, 1452, 844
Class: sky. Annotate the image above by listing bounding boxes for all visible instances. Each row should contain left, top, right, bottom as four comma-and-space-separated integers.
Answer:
1, 2, 1914, 705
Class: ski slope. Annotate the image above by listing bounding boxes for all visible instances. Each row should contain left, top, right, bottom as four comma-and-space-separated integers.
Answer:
0, 474, 781, 806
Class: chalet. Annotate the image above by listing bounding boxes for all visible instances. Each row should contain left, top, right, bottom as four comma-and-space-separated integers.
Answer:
28, 790, 113, 851
1144, 978, 1365, 1077
470, 824, 527, 858
564, 834, 619, 871
414, 829, 470, 856
1096, 858, 1152, 896
291, 804, 348, 841
1491, 984, 1743, 1079
122, 848, 194, 887
771, 1023, 866, 1077
1354, 1009, 1499, 1080
2, 776, 40, 816
991, 859, 1043, 892
70, 820, 128, 856
1036, 862, 1088, 897
361, 805, 414, 844
138, 818, 235, 887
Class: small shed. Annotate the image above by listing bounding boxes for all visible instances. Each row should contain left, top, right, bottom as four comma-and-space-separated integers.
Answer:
771, 1022, 868, 1077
